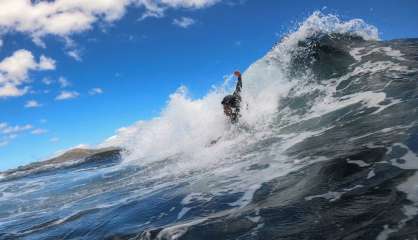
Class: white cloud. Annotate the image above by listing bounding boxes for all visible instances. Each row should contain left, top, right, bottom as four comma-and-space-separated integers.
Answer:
1, 124, 33, 135
0, 50, 37, 83
58, 77, 71, 88
0, 0, 127, 44
0, 39, 3, 48
173, 17, 196, 28
89, 88, 104, 95
159, 0, 220, 9
42, 77, 53, 85
67, 50, 82, 61
50, 137, 60, 143
0, 122, 47, 147
0, 0, 220, 44
138, 0, 220, 20
38, 55, 56, 70
0, 140, 8, 147
7, 134, 17, 140
0, 84, 28, 97
55, 90, 79, 100
25, 100, 42, 108
0, 49, 55, 98
31, 128, 48, 135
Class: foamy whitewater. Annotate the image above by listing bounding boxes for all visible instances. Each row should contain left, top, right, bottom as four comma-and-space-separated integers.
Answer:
1, 12, 418, 240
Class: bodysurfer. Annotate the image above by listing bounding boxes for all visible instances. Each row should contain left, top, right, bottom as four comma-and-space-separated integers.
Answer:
208, 71, 244, 147
222, 71, 242, 124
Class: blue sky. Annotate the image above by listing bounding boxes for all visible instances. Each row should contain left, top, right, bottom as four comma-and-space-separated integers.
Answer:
0, 0, 417, 171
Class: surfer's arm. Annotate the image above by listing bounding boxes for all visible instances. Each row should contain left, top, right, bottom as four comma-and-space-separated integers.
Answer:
233, 73, 242, 97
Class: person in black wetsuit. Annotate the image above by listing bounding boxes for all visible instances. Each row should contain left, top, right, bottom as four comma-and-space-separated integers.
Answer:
222, 71, 242, 123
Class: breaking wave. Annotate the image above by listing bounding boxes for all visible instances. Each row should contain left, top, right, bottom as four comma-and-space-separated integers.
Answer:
1, 11, 418, 240
100, 12, 383, 182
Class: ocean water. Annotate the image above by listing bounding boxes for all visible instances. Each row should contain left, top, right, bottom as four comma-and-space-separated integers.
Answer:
1, 12, 418, 240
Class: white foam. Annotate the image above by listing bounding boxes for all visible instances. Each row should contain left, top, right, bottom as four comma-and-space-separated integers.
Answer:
349, 47, 366, 61
377, 150, 418, 239
398, 172, 418, 203
305, 185, 363, 202
181, 192, 213, 205
350, 47, 406, 62
352, 61, 412, 75
368, 47, 407, 61
306, 91, 386, 119
346, 159, 370, 167
380, 47, 407, 61
292, 55, 415, 123
305, 191, 343, 202
246, 215, 261, 223
151, 218, 207, 240
228, 184, 260, 208
390, 143, 418, 170
367, 169, 376, 179
376, 225, 397, 240
177, 207, 191, 220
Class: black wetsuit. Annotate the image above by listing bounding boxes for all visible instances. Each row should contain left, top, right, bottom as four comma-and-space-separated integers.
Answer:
222, 75, 242, 123
233, 75, 242, 103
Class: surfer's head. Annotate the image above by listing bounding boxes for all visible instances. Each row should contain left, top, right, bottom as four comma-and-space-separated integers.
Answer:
234, 71, 241, 77
221, 94, 237, 106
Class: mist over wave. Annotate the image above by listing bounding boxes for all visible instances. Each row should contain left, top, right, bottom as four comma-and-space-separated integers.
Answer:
1, 11, 418, 240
